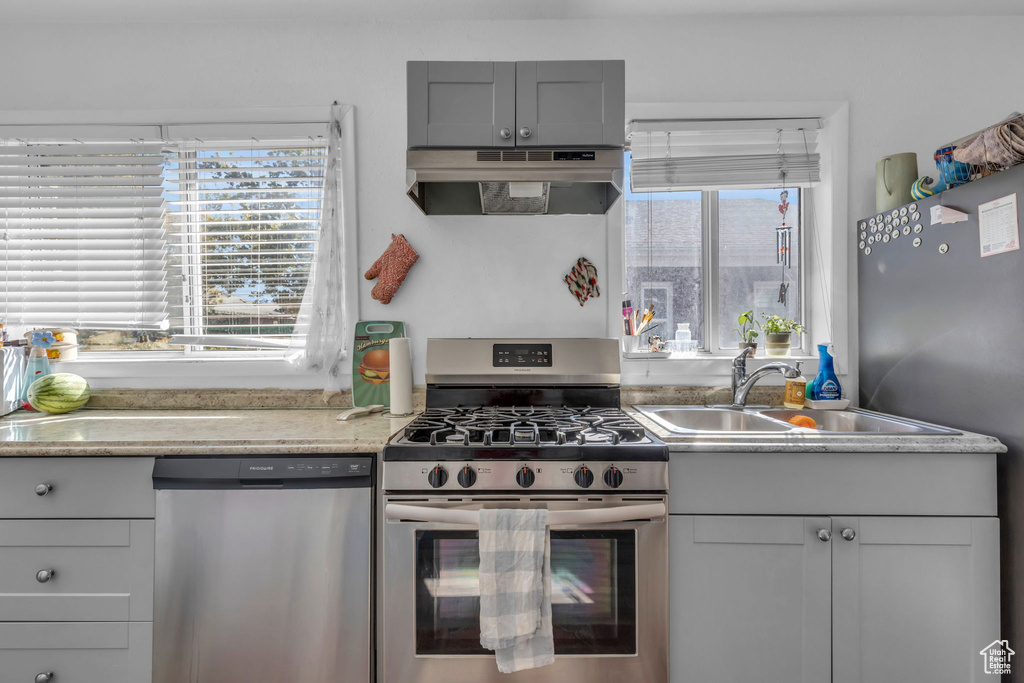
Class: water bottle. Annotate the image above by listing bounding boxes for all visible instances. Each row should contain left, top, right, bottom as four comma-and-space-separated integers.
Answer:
807, 343, 842, 401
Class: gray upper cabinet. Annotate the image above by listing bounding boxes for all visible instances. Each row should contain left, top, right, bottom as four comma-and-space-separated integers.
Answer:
515, 61, 625, 148
407, 61, 516, 149
408, 60, 624, 149
832, 516, 1000, 683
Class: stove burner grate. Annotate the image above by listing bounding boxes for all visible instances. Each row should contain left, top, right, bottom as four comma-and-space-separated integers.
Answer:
401, 406, 649, 447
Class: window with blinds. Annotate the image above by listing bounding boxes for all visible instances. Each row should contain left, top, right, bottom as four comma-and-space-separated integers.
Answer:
163, 139, 327, 351
0, 142, 170, 330
0, 133, 327, 354
626, 118, 821, 192
623, 117, 820, 355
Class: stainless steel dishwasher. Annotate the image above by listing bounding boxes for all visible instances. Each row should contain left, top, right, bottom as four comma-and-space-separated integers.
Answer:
152, 455, 373, 683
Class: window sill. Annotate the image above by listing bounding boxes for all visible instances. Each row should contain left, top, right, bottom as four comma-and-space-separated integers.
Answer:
56, 354, 349, 390
620, 353, 835, 387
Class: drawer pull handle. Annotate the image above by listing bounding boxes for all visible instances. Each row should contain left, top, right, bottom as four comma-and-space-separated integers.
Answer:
816, 528, 832, 542
36, 672, 54, 683
35, 483, 53, 496
36, 569, 55, 583
841, 527, 856, 541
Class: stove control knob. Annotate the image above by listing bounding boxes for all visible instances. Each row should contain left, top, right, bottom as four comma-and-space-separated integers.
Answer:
427, 465, 448, 489
457, 465, 477, 488
516, 466, 536, 488
573, 466, 594, 488
603, 466, 624, 489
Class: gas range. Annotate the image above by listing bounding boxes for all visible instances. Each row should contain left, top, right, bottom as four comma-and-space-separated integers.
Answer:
379, 339, 670, 683
382, 338, 668, 493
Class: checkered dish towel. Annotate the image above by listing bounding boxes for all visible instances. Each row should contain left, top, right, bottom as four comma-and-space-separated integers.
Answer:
478, 508, 555, 673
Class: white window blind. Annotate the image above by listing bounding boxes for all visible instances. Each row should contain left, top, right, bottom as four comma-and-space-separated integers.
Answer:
627, 118, 821, 192
0, 141, 170, 330
163, 138, 326, 349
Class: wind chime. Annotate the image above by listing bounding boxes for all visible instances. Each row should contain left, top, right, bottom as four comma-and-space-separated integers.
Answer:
776, 188, 792, 305
775, 128, 792, 306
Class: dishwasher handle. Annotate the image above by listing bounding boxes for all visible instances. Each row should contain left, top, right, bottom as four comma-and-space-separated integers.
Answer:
385, 502, 666, 527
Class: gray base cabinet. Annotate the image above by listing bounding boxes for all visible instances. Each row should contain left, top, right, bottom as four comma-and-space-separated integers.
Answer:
0, 622, 152, 683
670, 516, 831, 682
832, 516, 1000, 683
668, 450, 1000, 683
670, 514, 1000, 683
0, 458, 155, 683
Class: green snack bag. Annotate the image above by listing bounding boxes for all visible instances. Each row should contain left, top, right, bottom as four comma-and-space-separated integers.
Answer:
352, 321, 406, 408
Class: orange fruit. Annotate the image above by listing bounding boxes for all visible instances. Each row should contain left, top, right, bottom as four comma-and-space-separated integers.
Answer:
787, 414, 818, 429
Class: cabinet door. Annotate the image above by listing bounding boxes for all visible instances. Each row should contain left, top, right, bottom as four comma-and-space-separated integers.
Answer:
832, 517, 1000, 683
670, 516, 832, 683
0, 457, 155, 519
0, 621, 152, 683
407, 61, 516, 148
0, 519, 154, 622
515, 60, 625, 147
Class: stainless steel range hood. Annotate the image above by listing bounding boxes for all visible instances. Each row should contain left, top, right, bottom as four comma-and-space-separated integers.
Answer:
406, 148, 623, 216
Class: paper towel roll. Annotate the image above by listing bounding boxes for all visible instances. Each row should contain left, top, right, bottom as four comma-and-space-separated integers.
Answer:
388, 337, 413, 416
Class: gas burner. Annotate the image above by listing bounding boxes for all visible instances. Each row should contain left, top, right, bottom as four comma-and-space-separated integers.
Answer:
398, 406, 651, 447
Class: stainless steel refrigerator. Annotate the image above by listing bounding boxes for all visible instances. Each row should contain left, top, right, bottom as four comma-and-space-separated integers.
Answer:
858, 163, 1024, 655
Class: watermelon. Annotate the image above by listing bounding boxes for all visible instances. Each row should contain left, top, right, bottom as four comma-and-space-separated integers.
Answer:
27, 373, 91, 414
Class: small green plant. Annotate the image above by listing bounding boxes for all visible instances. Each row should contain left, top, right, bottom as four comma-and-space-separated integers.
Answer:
760, 313, 804, 335
733, 310, 760, 343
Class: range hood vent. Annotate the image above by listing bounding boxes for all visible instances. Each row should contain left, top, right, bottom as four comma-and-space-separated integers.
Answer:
406, 149, 623, 216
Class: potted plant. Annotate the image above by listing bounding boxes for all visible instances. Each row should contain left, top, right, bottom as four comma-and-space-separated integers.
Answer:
733, 310, 760, 357
760, 314, 804, 357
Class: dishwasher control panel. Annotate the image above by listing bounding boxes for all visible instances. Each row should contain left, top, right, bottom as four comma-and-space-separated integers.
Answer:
240, 459, 370, 480
153, 456, 373, 489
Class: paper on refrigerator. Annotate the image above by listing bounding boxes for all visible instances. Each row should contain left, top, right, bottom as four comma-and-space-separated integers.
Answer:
978, 193, 1020, 258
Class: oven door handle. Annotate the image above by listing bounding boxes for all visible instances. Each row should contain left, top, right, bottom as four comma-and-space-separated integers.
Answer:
384, 502, 666, 526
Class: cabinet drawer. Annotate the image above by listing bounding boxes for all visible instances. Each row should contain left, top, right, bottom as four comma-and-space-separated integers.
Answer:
0, 520, 154, 622
0, 621, 152, 683
0, 458, 154, 519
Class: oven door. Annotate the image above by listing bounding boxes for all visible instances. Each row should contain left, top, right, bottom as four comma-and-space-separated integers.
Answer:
380, 496, 668, 683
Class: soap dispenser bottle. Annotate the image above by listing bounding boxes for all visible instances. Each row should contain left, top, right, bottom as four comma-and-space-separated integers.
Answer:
807, 343, 842, 401
783, 363, 807, 409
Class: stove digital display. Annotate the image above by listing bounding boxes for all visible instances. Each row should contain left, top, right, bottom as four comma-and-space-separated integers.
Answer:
493, 343, 552, 367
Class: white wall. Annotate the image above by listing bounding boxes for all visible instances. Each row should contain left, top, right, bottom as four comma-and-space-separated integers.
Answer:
2, 15, 1022, 387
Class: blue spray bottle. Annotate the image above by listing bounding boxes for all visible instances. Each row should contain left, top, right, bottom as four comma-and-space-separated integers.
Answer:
807, 343, 842, 401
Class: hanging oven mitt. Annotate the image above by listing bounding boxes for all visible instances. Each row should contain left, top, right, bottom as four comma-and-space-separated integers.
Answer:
563, 257, 600, 306
365, 234, 420, 305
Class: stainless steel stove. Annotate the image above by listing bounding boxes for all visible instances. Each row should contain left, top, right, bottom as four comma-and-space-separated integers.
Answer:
379, 338, 668, 683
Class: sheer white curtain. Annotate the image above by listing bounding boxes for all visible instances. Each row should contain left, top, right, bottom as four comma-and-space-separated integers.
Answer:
287, 103, 354, 396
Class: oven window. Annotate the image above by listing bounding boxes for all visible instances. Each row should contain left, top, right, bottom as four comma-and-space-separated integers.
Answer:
415, 530, 636, 655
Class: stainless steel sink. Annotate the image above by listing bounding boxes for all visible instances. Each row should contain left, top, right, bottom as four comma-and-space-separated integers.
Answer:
636, 407, 794, 434
634, 405, 960, 435
758, 409, 958, 435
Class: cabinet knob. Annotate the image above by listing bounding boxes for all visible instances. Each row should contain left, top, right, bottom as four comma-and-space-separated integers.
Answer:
35, 483, 53, 496
36, 569, 55, 583
841, 527, 856, 541
816, 528, 832, 542
500, 127, 512, 139
519, 126, 532, 139
36, 673, 54, 683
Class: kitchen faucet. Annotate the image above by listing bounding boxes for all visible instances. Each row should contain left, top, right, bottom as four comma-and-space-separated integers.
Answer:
731, 347, 801, 408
